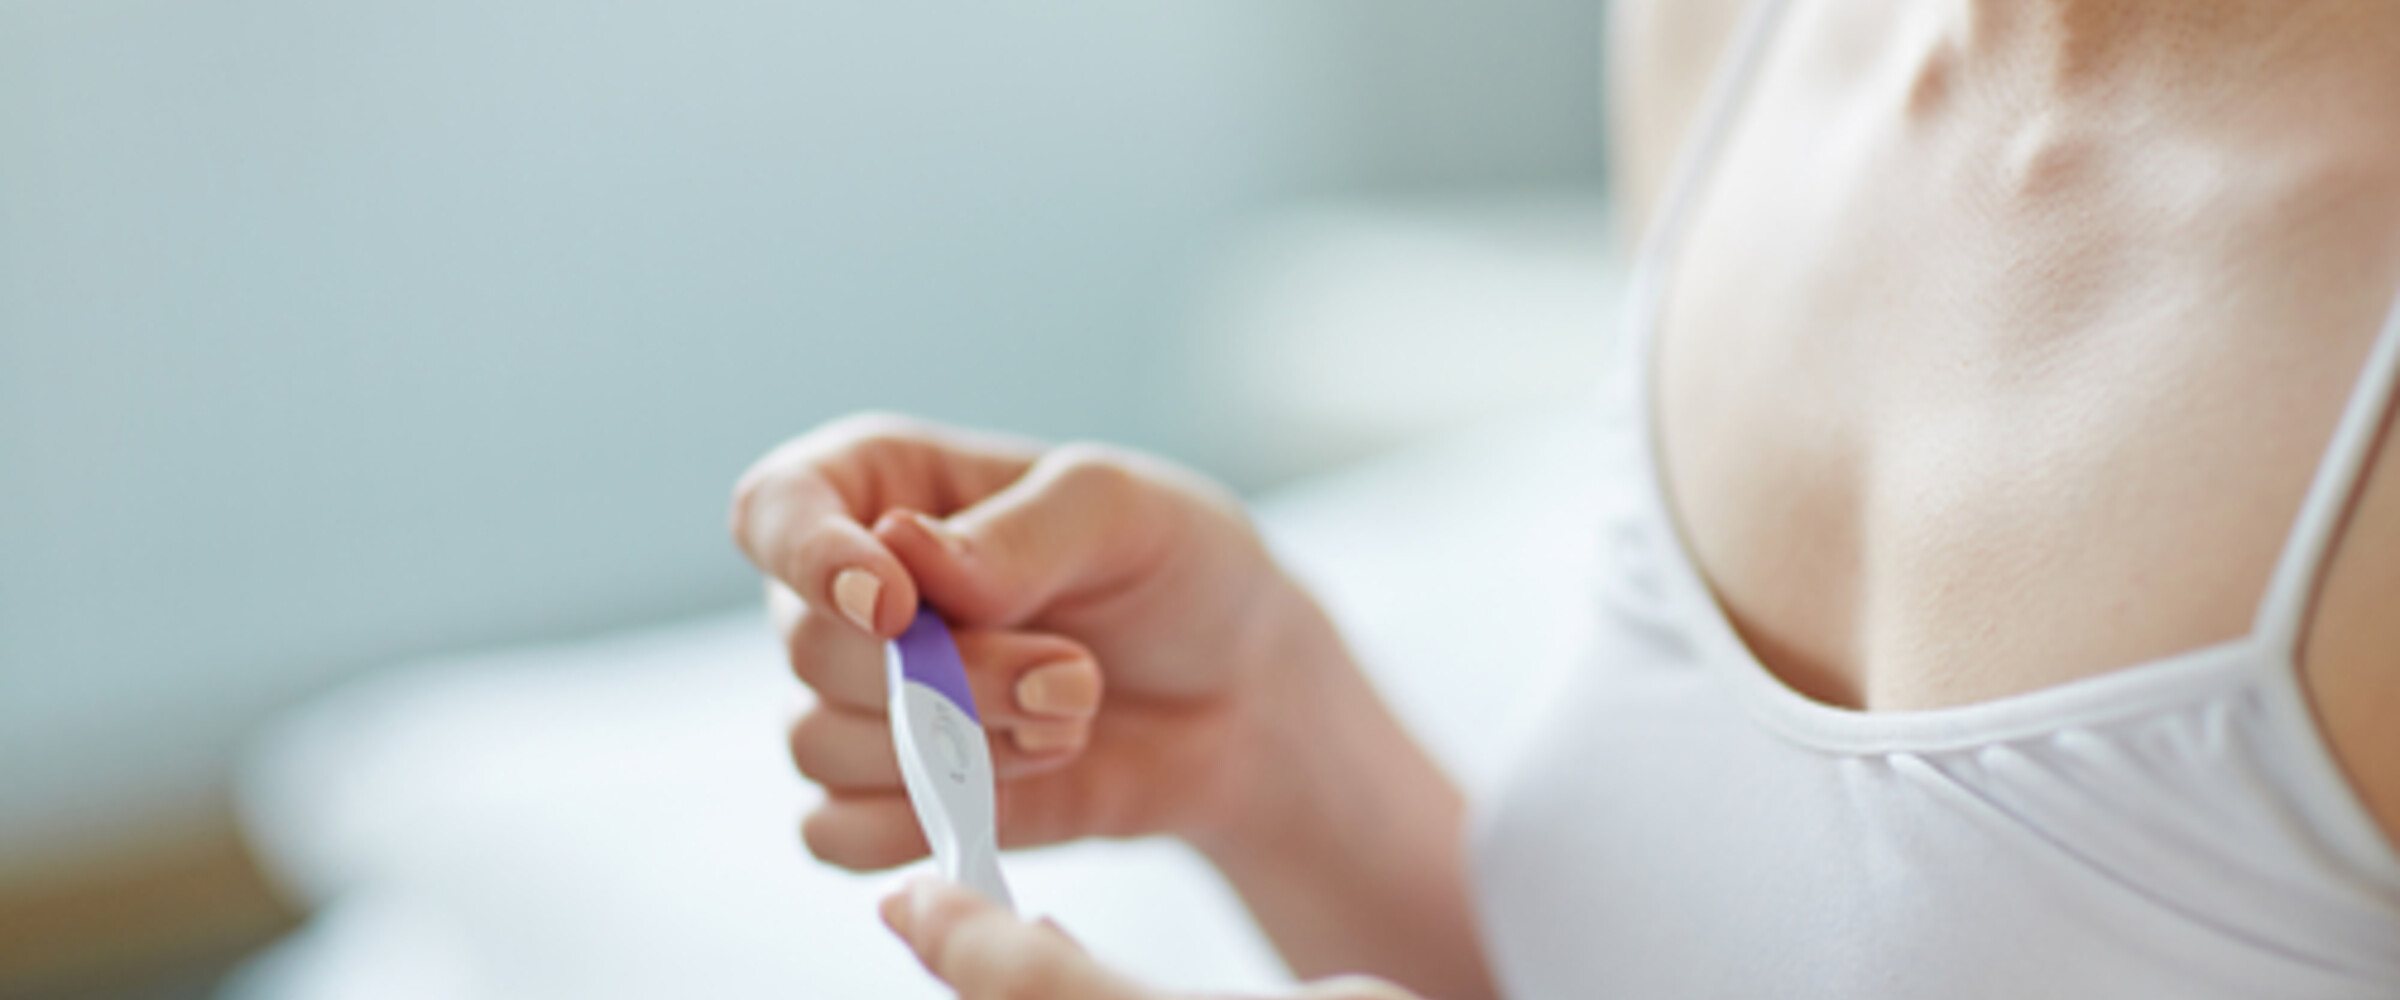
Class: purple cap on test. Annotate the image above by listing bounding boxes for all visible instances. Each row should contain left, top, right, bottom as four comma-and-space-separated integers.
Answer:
893, 606, 979, 723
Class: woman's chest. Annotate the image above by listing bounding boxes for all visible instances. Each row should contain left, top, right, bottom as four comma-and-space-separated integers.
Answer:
1649, 79, 2396, 710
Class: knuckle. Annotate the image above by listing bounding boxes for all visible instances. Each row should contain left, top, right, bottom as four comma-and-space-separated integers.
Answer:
822, 410, 935, 457
728, 472, 813, 569
797, 810, 858, 868
785, 606, 877, 698
787, 641, 836, 693
1042, 442, 1146, 508
785, 712, 838, 783
826, 409, 924, 440
787, 527, 859, 593
731, 410, 931, 544
1046, 441, 1136, 482
788, 709, 883, 792
727, 467, 775, 546
799, 809, 913, 872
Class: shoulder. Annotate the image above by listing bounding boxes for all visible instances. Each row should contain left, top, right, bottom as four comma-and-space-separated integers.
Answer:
1605, 0, 1755, 246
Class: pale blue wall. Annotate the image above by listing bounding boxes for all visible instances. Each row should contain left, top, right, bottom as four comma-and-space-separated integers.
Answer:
0, 0, 1604, 863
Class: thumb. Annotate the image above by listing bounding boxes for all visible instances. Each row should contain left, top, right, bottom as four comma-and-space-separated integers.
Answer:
874, 446, 1164, 628
881, 878, 1144, 1000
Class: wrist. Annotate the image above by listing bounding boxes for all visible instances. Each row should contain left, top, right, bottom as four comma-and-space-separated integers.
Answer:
1173, 578, 1492, 997
1182, 580, 1456, 874
1182, 579, 1360, 860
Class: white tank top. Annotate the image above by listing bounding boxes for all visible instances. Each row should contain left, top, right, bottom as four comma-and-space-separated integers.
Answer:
1468, 2, 2400, 996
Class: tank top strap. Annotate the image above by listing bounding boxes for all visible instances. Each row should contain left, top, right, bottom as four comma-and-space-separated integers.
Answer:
1620, 0, 1792, 379
2253, 288, 2400, 655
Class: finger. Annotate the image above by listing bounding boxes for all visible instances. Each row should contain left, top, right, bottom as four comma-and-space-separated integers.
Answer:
950, 627, 1101, 768
801, 793, 929, 871
788, 685, 1095, 801
789, 706, 1090, 798
950, 628, 1104, 744
786, 611, 1102, 731
786, 623, 1101, 803
789, 705, 902, 792
882, 878, 1151, 1000
748, 484, 920, 637
873, 443, 1169, 629
784, 590, 890, 711
807, 736, 1138, 868
952, 629, 1104, 720
731, 414, 1042, 636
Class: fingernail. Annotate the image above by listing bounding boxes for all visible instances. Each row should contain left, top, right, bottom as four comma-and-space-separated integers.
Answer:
909, 511, 969, 558
1013, 721, 1083, 754
1015, 661, 1100, 717
832, 568, 881, 634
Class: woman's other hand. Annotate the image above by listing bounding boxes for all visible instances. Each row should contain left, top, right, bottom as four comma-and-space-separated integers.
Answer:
882, 879, 1427, 1000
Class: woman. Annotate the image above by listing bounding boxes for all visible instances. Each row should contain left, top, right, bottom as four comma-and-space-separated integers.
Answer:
730, 1, 2400, 996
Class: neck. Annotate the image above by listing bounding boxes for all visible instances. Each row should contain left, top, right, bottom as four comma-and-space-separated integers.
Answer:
1950, 0, 2370, 91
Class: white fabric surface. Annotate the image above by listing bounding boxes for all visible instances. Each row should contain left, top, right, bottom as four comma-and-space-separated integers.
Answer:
227, 409, 1602, 1000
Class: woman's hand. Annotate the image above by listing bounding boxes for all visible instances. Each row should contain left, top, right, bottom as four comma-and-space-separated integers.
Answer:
730, 413, 1327, 859
732, 413, 1496, 999
882, 879, 1425, 1000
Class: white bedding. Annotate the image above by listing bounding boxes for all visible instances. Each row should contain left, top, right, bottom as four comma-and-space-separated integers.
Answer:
228, 408, 1601, 999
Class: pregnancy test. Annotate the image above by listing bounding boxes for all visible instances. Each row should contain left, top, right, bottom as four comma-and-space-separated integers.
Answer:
886, 605, 1014, 910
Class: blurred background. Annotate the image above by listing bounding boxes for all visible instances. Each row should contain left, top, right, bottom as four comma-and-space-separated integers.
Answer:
0, 1, 1620, 996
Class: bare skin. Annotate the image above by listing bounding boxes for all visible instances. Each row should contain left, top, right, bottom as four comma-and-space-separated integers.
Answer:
731, 419, 1490, 1000
732, 1, 2400, 996
1652, 0, 2400, 839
